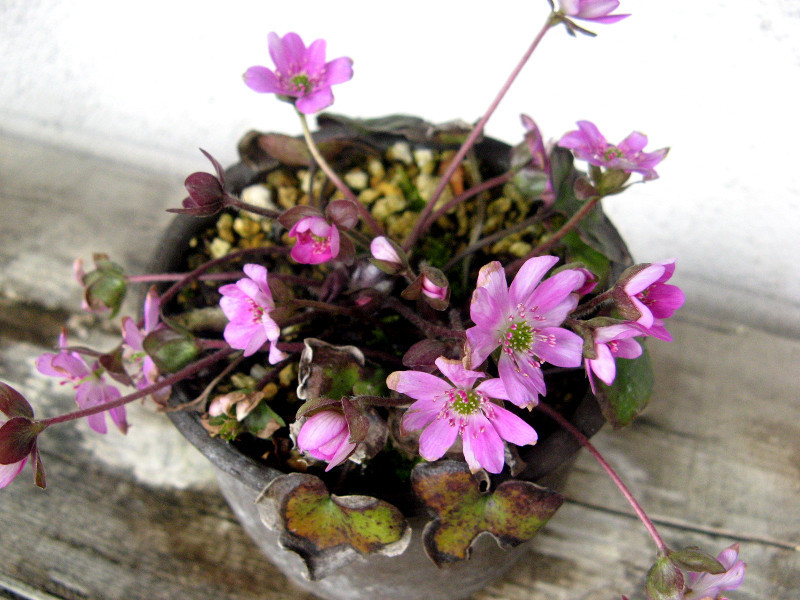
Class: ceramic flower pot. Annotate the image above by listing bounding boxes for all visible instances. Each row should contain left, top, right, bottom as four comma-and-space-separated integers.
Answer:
152, 115, 633, 600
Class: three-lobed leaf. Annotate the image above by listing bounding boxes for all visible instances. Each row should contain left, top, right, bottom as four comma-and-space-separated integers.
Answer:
411, 461, 563, 567
257, 473, 410, 580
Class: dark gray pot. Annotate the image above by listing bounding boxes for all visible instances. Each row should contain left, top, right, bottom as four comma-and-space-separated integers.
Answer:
153, 115, 630, 599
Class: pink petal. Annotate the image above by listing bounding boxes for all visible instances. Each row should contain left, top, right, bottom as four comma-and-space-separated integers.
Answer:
466, 324, 500, 369
475, 378, 510, 401
588, 344, 616, 386
323, 56, 354, 86
305, 38, 327, 73
434, 357, 483, 389
386, 370, 451, 402
243, 66, 283, 94
487, 403, 538, 447
418, 417, 458, 461
498, 355, 541, 409
295, 86, 334, 114
534, 327, 583, 368
0, 458, 26, 488
463, 414, 504, 473
401, 398, 441, 432
508, 255, 559, 305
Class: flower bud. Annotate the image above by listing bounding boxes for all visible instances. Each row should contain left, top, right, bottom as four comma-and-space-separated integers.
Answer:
74, 254, 127, 317
142, 329, 200, 373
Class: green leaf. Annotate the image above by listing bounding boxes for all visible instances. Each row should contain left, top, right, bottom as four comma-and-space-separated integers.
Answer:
593, 346, 654, 428
143, 329, 200, 373
646, 554, 685, 600
560, 230, 611, 286
257, 473, 410, 580
411, 461, 563, 566
668, 546, 726, 574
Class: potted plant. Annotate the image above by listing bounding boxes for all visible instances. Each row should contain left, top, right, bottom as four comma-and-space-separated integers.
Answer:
0, 3, 746, 600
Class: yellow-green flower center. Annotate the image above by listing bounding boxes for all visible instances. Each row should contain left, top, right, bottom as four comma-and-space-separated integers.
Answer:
450, 389, 481, 416
291, 73, 311, 94
504, 321, 533, 353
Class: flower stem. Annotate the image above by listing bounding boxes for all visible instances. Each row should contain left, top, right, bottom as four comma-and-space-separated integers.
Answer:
127, 272, 241, 284
384, 297, 465, 340
505, 195, 600, 276
296, 111, 385, 237
425, 170, 514, 228
39, 348, 234, 428
293, 298, 358, 317
158, 246, 289, 306
403, 12, 557, 252
226, 196, 282, 219
535, 402, 668, 553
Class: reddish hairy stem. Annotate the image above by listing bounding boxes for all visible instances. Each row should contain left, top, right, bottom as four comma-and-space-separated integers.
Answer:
40, 348, 234, 428
425, 171, 514, 227
403, 13, 556, 252
297, 112, 385, 237
535, 402, 669, 553
506, 195, 601, 276
158, 246, 289, 306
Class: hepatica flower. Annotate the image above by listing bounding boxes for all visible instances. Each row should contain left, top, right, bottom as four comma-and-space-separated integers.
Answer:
289, 215, 340, 264
219, 263, 287, 363
296, 410, 356, 471
121, 287, 170, 404
558, 0, 630, 24
387, 357, 537, 474
465, 256, 584, 409
36, 330, 125, 435
559, 120, 668, 180
622, 259, 685, 328
244, 32, 354, 114
585, 323, 643, 391
685, 543, 746, 600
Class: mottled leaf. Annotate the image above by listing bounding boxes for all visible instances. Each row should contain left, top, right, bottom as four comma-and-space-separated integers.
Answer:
296, 338, 365, 402
411, 461, 563, 567
0, 382, 34, 419
593, 346, 654, 428
257, 473, 410, 580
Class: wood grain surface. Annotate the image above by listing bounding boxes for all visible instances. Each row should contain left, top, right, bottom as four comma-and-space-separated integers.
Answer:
1, 132, 797, 599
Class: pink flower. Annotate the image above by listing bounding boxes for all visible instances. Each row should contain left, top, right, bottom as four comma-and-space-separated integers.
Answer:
465, 256, 584, 409
370, 236, 403, 266
289, 215, 340, 264
36, 330, 126, 435
622, 259, 684, 328
584, 323, 643, 391
559, 120, 668, 180
387, 357, 537, 474
296, 410, 356, 471
121, 287, 170, 404
244, 32, 354, 114
558, 0, 630, 24
685, 543, 746, 600
421, 275, 448, 302
219, 263, 287, 363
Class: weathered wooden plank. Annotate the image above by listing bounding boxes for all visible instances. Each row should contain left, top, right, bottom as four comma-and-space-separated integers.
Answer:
1, 133, 798, 599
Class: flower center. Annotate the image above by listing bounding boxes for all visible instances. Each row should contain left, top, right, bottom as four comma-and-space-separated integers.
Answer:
448, 389, 482, 416
503, 320, 533, 354
310, 233, 330, 254
603, 146, 623, 161
291, 73, 311, 94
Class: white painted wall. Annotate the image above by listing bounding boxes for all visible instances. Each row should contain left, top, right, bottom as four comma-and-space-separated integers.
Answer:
2, 0, 799, 336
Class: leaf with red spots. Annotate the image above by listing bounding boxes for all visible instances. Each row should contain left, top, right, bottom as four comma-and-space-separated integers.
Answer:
411, 461, 563, 567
